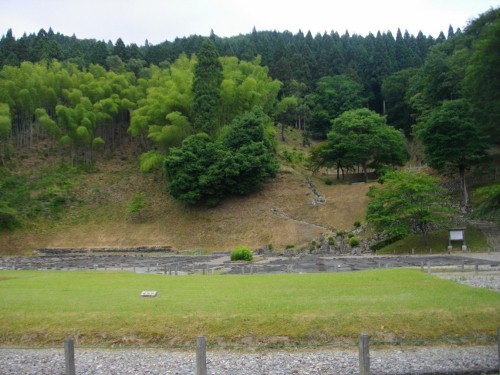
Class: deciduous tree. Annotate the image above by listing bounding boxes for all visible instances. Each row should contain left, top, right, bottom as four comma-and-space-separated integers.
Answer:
417, 99, 491, 208
366, 170, 453, 246
325, 108, 408, 182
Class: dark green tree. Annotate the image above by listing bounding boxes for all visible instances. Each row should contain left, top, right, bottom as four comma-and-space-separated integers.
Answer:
381, 67, 419, 136
114, 38, 129, 61
191, 39, 223, 135
164, 133, 227, 205
221, 108, 278, 195
325, 108, 409, 182
417, 99, 491, 208
165, 108, 278, 206
307, 75, 366, 138
90, 41, 109, 66
464, 10, 500, 140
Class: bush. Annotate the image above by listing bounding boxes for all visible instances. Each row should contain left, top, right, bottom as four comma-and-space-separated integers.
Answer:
353, 221, 361, 228
324, 178, 333, 185
128, 193, 147, 219
230, 246, 253, 261
349, 237, 360, 247
0, 201, 20, 230
369, 235, 403, 251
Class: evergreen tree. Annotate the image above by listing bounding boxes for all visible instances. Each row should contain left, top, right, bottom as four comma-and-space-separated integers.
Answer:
381, 67, 419, 136
464, 9, 500, 140
191, 39, 223, 135
113, 38, 129, 61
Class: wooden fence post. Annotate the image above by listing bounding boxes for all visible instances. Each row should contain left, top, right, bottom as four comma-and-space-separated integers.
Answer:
64, 337, 76, 375
497, 326, 499, 374
359, 333, 370, 375
196, 336, 207, 375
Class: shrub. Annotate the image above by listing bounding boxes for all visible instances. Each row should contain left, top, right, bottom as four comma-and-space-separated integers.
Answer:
349, 237, 360, 247
230, 246, 253, 261
328, 236, 335, 246
128, 193, 147, 218
369, 235, 403, 251
282, 149, 305, 165
285, 244, 295, 249
324, 178, 333, 185
0, 201, 20, 230
353, 221, 361, 228
347, 233, 354, 239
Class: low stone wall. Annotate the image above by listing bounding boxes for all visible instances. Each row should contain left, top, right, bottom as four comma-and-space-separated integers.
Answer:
36, 246, 173, 255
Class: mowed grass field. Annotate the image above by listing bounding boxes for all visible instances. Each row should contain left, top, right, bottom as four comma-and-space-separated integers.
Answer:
0, 269, 498, 347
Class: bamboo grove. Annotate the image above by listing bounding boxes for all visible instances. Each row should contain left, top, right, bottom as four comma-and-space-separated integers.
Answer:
0, 53, 281, 166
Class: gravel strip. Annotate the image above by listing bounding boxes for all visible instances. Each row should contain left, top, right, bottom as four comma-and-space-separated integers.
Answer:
0, 345, 497, 374
436, 274, 500, 292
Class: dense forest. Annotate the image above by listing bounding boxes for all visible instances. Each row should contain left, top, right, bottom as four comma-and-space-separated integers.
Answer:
0, 24, 442, 114
0, 7, 499, 229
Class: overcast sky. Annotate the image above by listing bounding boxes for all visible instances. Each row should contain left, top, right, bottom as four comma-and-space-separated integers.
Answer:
1, 0, 498, 46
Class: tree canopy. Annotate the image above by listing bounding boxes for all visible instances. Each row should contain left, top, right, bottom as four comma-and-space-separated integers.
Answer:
417, 99, 491, 207
366, 170, 453, 245
164, 108, 278, 206
307, 75, 366, 139
323, 108, 409, 182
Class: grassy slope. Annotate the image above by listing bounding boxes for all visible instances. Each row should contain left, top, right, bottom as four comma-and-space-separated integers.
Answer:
378, 227, 490, 254
0, 269, 498, 346
0, 128, 370, 254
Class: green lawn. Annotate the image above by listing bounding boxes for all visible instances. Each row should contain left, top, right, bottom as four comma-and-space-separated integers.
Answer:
0, 269, 498, 347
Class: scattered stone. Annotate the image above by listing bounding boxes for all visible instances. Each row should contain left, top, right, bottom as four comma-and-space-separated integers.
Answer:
0, 346, 496, 374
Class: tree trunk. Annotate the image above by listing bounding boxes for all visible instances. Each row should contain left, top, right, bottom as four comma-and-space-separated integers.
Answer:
281, 123, 286, 142
459, 165, 468, 209
362, 162, 368, 183
422, 229, 429, 248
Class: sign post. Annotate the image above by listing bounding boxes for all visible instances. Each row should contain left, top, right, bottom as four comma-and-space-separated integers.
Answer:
448, 227, 466, 251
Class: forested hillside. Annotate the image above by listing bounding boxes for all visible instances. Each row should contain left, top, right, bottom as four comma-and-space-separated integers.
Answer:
0, 23, 442, 115
0, 7, 498, 252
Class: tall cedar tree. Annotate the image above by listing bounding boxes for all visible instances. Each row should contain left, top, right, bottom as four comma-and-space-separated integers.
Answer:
191, 39, 223, 135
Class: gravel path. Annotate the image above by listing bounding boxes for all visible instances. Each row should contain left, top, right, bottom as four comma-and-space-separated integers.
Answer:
0, 345, 498, 374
